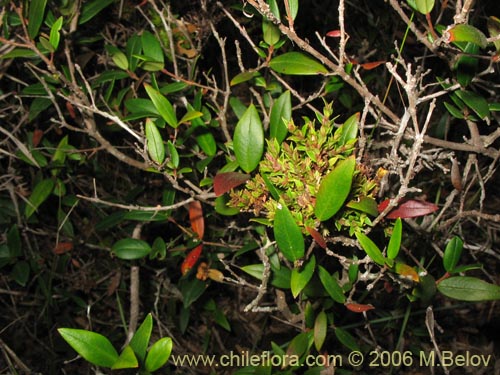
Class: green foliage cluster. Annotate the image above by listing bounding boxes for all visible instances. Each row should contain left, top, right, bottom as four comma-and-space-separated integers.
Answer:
1, 0, 500, 374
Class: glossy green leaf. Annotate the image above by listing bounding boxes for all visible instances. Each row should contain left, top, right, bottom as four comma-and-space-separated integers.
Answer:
285, 332, 309, 364
274, 201, 305, 262
334, 327, 360, 351
315, 156, 355, 221
106, 46, 129, 71
79, 0, 115, 25
414, 0, 434, 14
28, 0, 47, 39
144, 84, 178, 128
355, 232, 386, 266
111, 346, 138, 370
141, 31, 164, 66
195, 129, 217, 156
129, 313, 153, 362
446, 24, 487, 49
49, 16, 63, 50
261, 174, 281, 201
263, 20, 280, 46
454, 43, 479, 87
167, 141, 179, 168
443, 236, 463, 273
318, 266, 346, 303
443, 102, 465, 119
215, 195, 240, 216
267, 0, 280, 19
126, 35, 142, 72
241, 264, 265, 280
338, 112, 359, 146
269, 90, 291, 143
387, 218, 402, 260
455, 90, 489, 120
346, 197, 379, 216
314, 310, 327, 352
269, 52, 328, 75
58, 328, 119, 368
112, 238, 152, 260
145, 337, 173, 372
145, 118, 165, 164
233, 104, 264, 173
291, 256, 316, 298
179, 109, 203, 124
29, 97, 52, 121
288, 0, 299, 20
25, 178, 55, 218
230, 71, 259, 86
438, 276, 500, 301
487, 16, 500, 51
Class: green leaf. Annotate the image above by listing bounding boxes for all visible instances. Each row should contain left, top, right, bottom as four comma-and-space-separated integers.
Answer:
233, 104, 264, 173
112, 239, 152, 260
29, 97, 52, 122
144, 84, 178, 128
334, 327, 359, 351
129, 313, 153, 362
230, 71, 259, 86
11, 261, 30, 287
487, 16, 500, 51
315, 156, 355, 221
215, 195, 240, 216
355, 232, 386, 266
455, 90, 489, 120
7, 225, 22, 257
79, 0, 115, 25
25, 178, 55, 219
141, 31, 164, 67
145, 337, 173, 372
314, 311, 327, 352
167, 141, 179, 168
346, 197, 379, 216
58, 328, 119, 368
445, 24, 487, 49
106, 46, 129, 71
261, 174, 281, 201
49, 16, 63, 50
269, 52, 328, 75
195, 129, 217, 156
179, 109, 203, 125
28, 0, 47, 39
387, 218, 402, 260
285, 332, 310, 364
268, 0, 280, 19
443, 236, 463, 273
145, 118, 165, 164
269, 90, 291, 143
263, 20, 280, 46
291, 256, 316, 298
338, 112, 359, 146
438, 276, 500, 301
443, 102, 465, 119
414, 0, 434, 14
111, 346, 138, 370
274, 201, 305, 262
241, 264, 266, 280
288, 0, 299, 20
317, 266, 346, 303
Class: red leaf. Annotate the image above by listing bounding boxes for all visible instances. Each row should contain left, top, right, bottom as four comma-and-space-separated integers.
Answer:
181, 244, 203, 275
66, 101, 77, 119
306, 226, 327, 249
53, 242, 73, 254
32, 129, 44, 147
345, 303, 375, 313
213, 172, 250, 196
189, 201, 204, 240
326, 30, 341, 37
360, 61, 385, 70
378, 199, 438, 219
